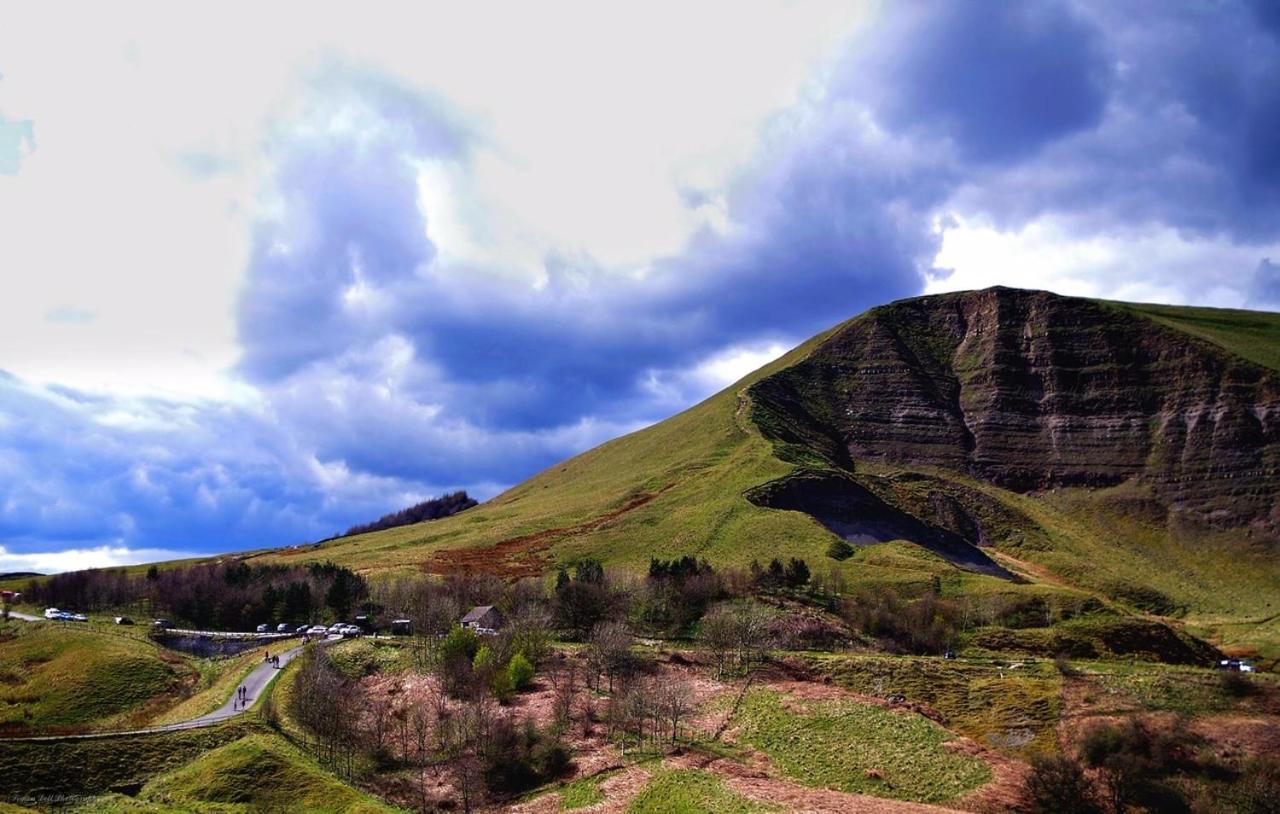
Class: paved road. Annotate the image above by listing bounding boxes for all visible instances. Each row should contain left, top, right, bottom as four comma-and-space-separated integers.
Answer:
4, 609, 299, 640
0, 636, 336, 741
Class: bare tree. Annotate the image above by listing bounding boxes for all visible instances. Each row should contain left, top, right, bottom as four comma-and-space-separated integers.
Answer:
587, 621, 633, 693
656, 678, 694, 744
698, 605, 737, 678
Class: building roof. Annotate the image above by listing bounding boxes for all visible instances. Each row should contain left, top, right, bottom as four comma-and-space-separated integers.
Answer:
461, 605, 500, 624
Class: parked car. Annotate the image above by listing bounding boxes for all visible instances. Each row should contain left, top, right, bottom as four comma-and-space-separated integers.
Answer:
255, 623, 270, 633
43, 607, 62, 619
276, 623, 293, 633
327, 623, 345, 635
153, 618, 174, 629
295, 624, 311, 634
71, 613, 88, 622
114, 616, 134, 625
307, 625, 328, 636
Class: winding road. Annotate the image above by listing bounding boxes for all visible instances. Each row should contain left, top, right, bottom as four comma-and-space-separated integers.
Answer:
1, 611, 335, 741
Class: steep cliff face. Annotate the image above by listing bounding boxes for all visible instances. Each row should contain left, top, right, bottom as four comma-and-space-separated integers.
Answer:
749, 288, 1280, 539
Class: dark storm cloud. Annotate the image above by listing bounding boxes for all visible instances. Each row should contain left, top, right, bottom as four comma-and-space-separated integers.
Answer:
948, 0, 1280, 242
848, 2, 1111, 162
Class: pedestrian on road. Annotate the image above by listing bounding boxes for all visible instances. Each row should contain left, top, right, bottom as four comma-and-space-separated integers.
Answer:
264, 649, 270, 662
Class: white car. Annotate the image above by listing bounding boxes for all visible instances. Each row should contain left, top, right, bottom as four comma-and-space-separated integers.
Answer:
307, 625, 328, 636
340, 625, 361, 638
71, 613, 87, 622
44, 607, 62, 619
327, 623, 345, 635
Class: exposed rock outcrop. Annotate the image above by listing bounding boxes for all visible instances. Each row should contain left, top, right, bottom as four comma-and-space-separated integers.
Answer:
749, 287, 1280, 541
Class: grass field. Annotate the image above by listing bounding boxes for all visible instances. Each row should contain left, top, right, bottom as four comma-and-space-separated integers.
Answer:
627, 769, 774, 814
0, 623, 194, 734
555, 770, 616, 810
726, 689, 990, 804
803, 653, 1062, 757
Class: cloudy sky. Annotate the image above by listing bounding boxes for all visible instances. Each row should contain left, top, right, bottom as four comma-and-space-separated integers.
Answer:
2, 1, 1278, 572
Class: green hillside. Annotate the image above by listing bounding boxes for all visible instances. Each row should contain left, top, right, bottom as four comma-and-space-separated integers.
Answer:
246, 289, 1280, 659
0, 624, 195, 735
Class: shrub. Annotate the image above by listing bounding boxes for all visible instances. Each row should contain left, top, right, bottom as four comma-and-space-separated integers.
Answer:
508, 652, 534, 690
1224, 759, 1280, 814
1023, 755, 1100, 814
827, 540, 855, 560
491, 666, 514, 704
1221, 670, 1257, 698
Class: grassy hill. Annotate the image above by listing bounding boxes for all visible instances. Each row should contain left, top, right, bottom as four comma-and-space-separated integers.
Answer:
239, 290, 1279, 660
129, 733, 401, 813
0, 624, 196, 735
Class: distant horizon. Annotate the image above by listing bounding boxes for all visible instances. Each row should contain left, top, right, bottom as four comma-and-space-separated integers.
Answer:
3, 1, 1280, 572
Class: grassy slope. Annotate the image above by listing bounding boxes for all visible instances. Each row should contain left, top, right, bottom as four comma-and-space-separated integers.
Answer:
1117, 300, 1280, 373
250, 322, 852, 577
728, 688, 990, 803
136, 732, 401, 813
803, 653, 1062, 757
0, 719, 257, 802
0, 624, 195, 733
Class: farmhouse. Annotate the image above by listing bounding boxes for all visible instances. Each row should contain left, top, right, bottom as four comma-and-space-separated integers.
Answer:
461, 604, 504, 633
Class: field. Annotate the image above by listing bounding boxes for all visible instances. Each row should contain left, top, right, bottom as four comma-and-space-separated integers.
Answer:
726, 688, 990, 803
627, 769, 774, 814
803, 654, 1063, 757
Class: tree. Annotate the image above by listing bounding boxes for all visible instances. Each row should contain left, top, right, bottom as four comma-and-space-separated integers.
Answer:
784, 558, 810, 588
656, 679, 694, 744
323, 566, 368, 620
508, 652, 535, 691
438, 625, 482, 697
698, 604, 738, 678
554, 561, 614, 640
587, 621, 633, 693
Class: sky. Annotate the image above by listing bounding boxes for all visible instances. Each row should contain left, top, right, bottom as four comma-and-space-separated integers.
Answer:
1, 1, 1279, 572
